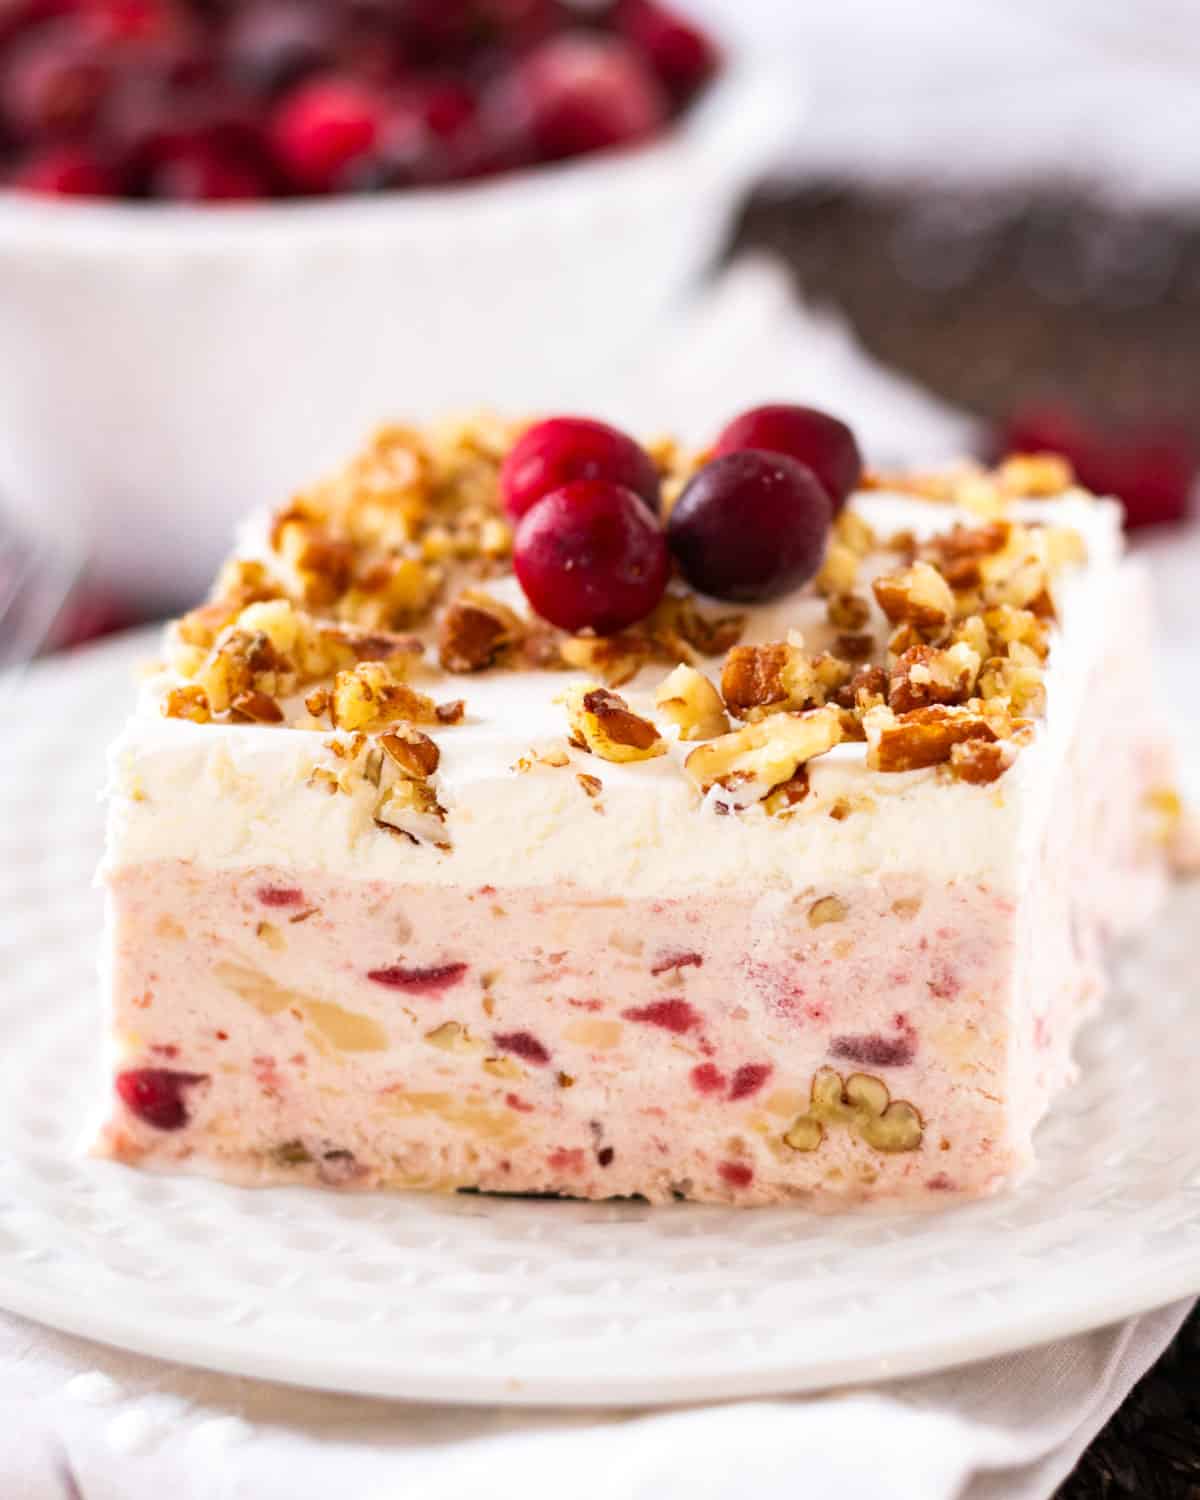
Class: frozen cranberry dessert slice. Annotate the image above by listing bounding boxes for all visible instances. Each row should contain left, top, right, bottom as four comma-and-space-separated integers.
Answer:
92, 413, 1177, 1208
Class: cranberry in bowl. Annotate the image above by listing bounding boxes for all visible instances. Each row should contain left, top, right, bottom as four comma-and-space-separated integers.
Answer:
0, 3, 791, 607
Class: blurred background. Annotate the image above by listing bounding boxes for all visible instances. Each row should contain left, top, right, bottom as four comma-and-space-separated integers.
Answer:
0, 0, 1196, 651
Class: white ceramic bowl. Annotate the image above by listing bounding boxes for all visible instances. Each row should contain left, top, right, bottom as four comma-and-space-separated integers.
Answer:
0, 64, 791, 606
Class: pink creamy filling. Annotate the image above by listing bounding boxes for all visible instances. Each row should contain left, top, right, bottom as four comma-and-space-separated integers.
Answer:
98, 861, 1046, 1204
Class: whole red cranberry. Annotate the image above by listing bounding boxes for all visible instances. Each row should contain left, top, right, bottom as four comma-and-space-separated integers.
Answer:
667, 451, 831, 601
497, 33, 667, 163
713, 404, 863, 514
10, 141, 117, 193
116, 1066, 208, 1130
1, 19, 111, 139
501, 416, 660, 520
269, 72, 386, 190
613, 0, 719, 106
224, 0, 336, 97
513, 479, 669, 633
144, 136, 267, 199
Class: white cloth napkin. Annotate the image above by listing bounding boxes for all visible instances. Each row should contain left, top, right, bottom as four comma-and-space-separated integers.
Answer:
0, 1301, 1189, 1500
2, 261, 1192, 1500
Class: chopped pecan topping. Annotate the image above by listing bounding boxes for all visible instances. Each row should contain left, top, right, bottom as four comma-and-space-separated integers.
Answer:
331, 661, 438, 732
654, 664, 729, 741
161, 684, 211, 723
565, 684, 666, 763
833, 631, 875, 663
949, 738, 1017, 785
826, 591, 871, 631
230, 689, 284, 723
438, 589, 523, 673
888, 642, 980, 714
379, 726, 440, 779
374, 779, 448, 846
814, 541, 859, 597
561, 632, 650, 689
684, 705, 842, 800
721, 642, 849, 721
863, 704, 998, 774
872, 561, 956, 629
832, 664, 888, 712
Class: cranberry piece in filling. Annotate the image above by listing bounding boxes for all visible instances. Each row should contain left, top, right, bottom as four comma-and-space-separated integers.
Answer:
493, 1031, 550, 1066
366, 961, 468, 994
116, 1067, 208, 1131
718, 1160, 753, 1189
621, 999, 700, 1034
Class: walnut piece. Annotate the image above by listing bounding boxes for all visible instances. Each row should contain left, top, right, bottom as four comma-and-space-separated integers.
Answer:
654, 664, 729, 741
565, 684, 666, 763
684, 705, 842, 799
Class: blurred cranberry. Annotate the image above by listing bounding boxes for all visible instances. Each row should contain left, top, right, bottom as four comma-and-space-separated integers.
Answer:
1, 18, 111, 139
362, 78, 482, 186
998, 403, 1197, 529
0, 0, 76, 54
399, 0, 559, 65
144, 134, 266, 198
83, 0, 181, 44
9, 139, 117, 191
269, 72, 385, 190
51, 580, 135, 643
494, 33, 667, 163
613, 0, 718, 106
224, 0, 335, 96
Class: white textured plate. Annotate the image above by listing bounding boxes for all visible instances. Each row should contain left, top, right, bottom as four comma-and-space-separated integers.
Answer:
0, 631, 1198, 1407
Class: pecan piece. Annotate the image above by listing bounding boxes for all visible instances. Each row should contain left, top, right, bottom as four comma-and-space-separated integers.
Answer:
684, 705, 842, 799
565, 684, 666, 763
872, 561, 956, 629
863, 704, 996, 773
438, 590, 523, 673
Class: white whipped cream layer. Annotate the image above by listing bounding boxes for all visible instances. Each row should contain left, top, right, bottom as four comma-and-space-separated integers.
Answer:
104, 492, 1126, 897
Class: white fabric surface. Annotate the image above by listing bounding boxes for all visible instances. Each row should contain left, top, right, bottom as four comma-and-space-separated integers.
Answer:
3, 259, 1192, 1499
0, 1302, 1189, 1500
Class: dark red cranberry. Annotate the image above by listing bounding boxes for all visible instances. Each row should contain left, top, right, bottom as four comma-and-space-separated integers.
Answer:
620, 999, 700, 1034
116, 1066, 208, 1130
667, 451, 832, 602
497, 34, 666, 163
501, 416, 660, 520
998, 402, 1197, 530
1, 20, 111, 140
513, 480, 669, 634
613, 0, 719, 106
728, 1062, 771, 1101
224, 0, 336, 96
829, 1033, 915, 1068
10, 141, 117, 193
84, 0, 181, 44
366, 961, 468, 993
492, 1030, 550, 1065
690, 1062, 726, 1095
269, 73, 386, 190
713, 404, 863, 514
718, 1160, 753, 1189
257, 884, 304, 906
649, 949, 702, 975
145, 136, 266, 198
